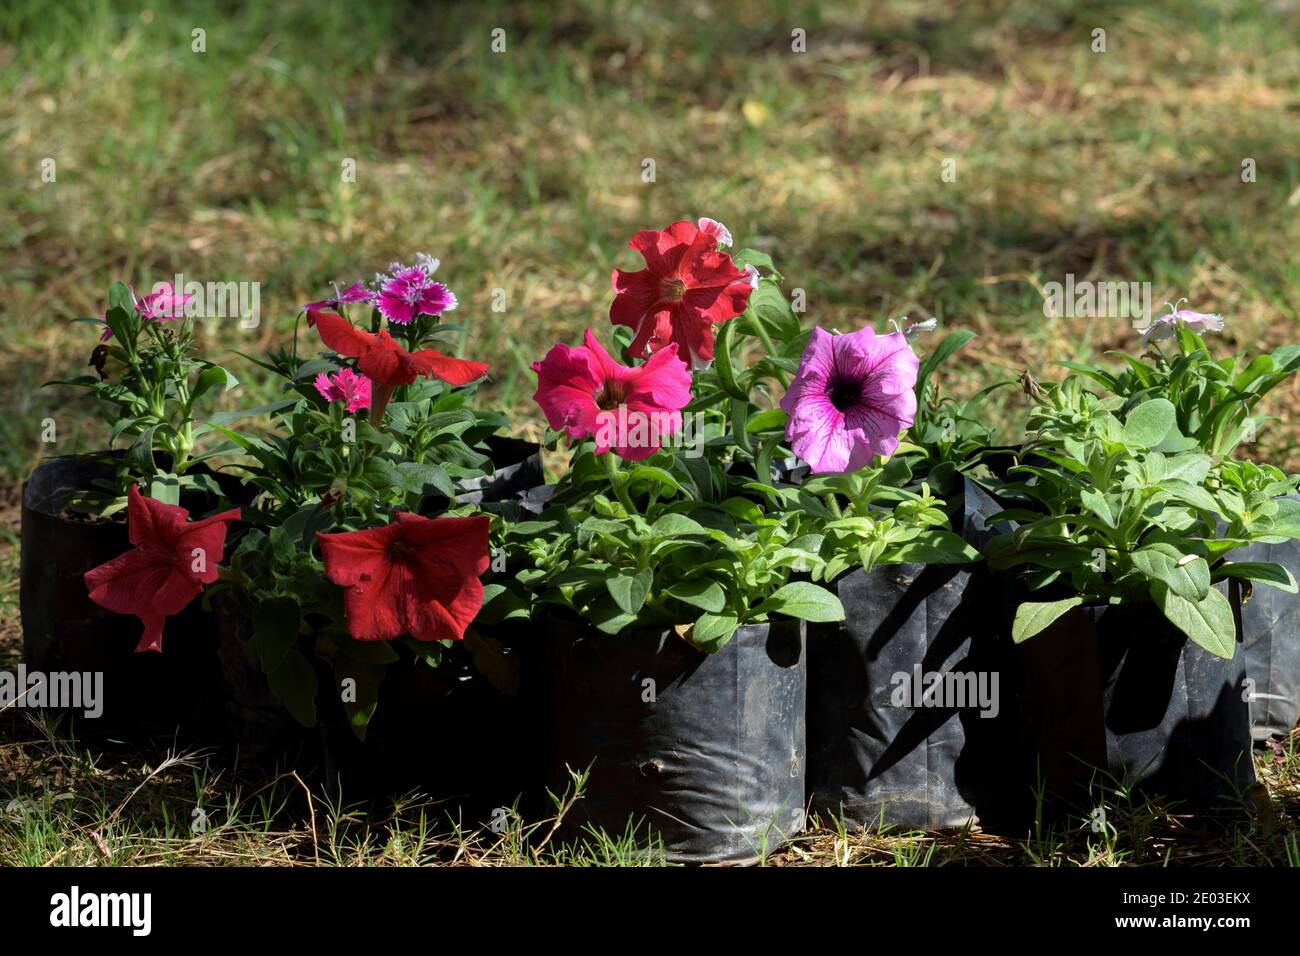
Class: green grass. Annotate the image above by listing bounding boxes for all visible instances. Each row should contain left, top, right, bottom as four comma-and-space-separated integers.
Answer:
2, 0, 1300, 482
1, 710, 1297, 866
3, 0, 1300, 865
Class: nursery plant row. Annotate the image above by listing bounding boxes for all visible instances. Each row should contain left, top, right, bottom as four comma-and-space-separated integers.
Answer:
18, 219, 1300, 862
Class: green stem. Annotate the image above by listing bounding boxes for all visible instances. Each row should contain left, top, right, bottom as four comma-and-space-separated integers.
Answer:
751, 320, 790, 389
603, 452, 637, 514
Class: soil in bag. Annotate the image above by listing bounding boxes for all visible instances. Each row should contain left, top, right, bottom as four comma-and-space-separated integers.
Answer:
546, 617, 807, 864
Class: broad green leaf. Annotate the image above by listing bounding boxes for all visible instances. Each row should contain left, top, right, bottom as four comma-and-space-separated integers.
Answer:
687, 613, 739, 653
1155, 584, 1237, 659
1130, 544, 1210, 601
1214, 561, 1297, 593
1123, 398, 1177, 449
1012, 597, 1083, 643
665, 579, 726, 613
755, 581, 845, 622
606, 568, 653, 615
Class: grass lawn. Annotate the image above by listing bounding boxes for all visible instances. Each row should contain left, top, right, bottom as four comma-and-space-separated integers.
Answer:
2, 0, 1299, 864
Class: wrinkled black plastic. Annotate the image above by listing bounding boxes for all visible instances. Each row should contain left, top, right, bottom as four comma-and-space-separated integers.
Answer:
454, 436, 543, 505
20, 455, 247, 741
807, 478, 1029, 830
546, 618, 806, 864
1022, 590, 1254, 812
1230, 497, 1300, 742
317, 629, 549, 820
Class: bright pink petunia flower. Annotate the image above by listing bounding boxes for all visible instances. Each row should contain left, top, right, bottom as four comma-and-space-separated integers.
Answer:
374, 254, 457, 325
531, 329, 692, 461
303, 281, 374, 314
99, 282, 194, 341
780, 325, 919, 474
314, 367, 372, 413
610, 220, 753, 369
317, 513, 490, 642
84, 485, 240, 652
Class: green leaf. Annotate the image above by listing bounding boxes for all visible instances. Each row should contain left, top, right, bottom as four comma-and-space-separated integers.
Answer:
606, 568, 653, 615
665, 580, 726, 613
250, 596, 301, 673
1215, 561, 1297, 593
755, 581, 845, 622
688, 613, 739, 653
190, 365, 239, 405
1155, 585, 1237, 659
1123, 398, 1177, 449
1079, 488, 1115, 528
1131, 544, 1210, 601
917, 330, 976, 394
148, 473, 180, 505
126, 423, 159, 477
712, 318, 749, 400
265, 646, 318, 727
746, 408, 788, 434
1012, 597, 1084, 643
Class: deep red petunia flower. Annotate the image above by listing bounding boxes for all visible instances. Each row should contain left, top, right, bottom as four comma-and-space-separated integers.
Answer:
316, 513, 490, 642
309, 310, 488, 421
308, 310, 488, 388
84, 485, 240, 653
610, 219, 753, 369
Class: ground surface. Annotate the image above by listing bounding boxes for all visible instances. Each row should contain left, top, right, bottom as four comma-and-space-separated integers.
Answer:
2, 0, 1299, 864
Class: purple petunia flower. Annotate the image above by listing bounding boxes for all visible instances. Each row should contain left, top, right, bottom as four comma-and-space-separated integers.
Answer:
374, 254, 457, 325
1138, 301, 1225, 345
303, 281, 374, 314
779, 325, 919, 474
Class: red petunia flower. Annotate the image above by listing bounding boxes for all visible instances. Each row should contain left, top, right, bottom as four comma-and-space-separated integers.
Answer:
84, 485, 241, 653
531, 329, 692, 461
609, 219, 753, 369
308, 310, 488, 388
316, 513, 490, 642
309, 310, 488, 421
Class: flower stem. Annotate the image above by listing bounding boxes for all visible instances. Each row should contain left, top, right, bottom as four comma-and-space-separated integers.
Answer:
603, 452, 637, 514
750, 319, 790, 389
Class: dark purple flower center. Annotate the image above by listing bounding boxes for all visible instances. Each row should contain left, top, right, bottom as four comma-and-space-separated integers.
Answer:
826, 374, 861, 413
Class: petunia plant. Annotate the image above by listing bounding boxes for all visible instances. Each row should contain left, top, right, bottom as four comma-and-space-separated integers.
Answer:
48, 280, 244, 513
516, 218, 977, 650
1059, 307, 1300, 460
984, 374, 1300, 657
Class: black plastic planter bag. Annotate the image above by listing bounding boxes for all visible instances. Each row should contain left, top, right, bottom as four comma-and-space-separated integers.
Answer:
1229, 496, 1300, 743
454, 436, 543, 506
546, 618, 806, 864
19, 455, 243, 741
807, 478, 1030, 831
318, 627, 550, 821
1021, 588, 1254, 813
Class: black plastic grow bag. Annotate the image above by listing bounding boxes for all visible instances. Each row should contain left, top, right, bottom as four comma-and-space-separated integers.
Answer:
546, 617, 806, 864
1021, 587, 1254, 813
1229, 498, 1300, 744
454, 436, 543, 505
807, 478, 1030, 831
316, 627, 549, 821
19, 454, 249, 741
